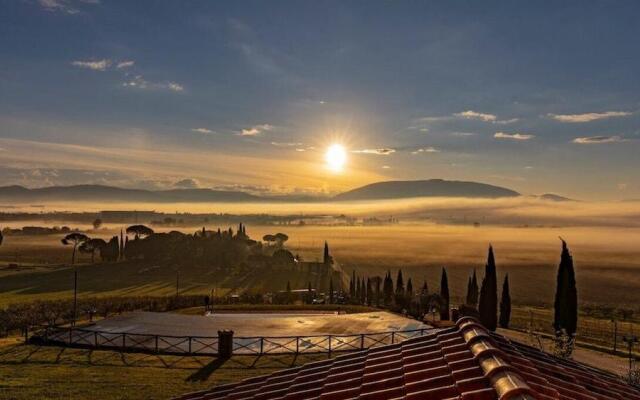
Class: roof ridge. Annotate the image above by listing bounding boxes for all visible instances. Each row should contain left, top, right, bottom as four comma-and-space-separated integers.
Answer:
456, 317, 540, 400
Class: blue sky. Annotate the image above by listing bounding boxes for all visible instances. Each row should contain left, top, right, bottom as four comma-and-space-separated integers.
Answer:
1, 0, 639, 199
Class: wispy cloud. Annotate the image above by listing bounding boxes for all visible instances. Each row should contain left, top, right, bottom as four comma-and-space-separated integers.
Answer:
271, 141, 302, 147
419, 110, 518, 125
454, 110, 497, 122
71, 59, 111, 71
38, 0, 99, 15
352, 148, 396, 155
71, 58, 183, 92
548, 111, 632, 123
192, 128, 215, 134
411, 147, 440, 154
572, 135, 625, 144
237, 124, 273, 136
494, 132, 535, 141
494, 118, 520, 125
167, 82, 184, 92
122, 76, 184, 92
116, 60, 135, 69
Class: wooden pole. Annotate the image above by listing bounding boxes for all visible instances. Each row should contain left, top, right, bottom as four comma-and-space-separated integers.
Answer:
72, 269, 78, 327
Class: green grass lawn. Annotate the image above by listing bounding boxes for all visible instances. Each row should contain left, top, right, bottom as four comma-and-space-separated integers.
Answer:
0, 338, 331, 400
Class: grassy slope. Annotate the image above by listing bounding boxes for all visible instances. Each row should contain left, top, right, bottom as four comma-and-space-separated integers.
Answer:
0, 259, 335, 307
0, 338, 330, 400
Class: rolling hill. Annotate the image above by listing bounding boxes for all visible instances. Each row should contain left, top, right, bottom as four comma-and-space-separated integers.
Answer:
0, 185, 261, 203
332, 179, 520, 201
0, 179, 521, 204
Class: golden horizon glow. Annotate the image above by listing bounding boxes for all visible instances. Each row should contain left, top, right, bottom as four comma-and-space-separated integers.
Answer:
325, 143, 347, 172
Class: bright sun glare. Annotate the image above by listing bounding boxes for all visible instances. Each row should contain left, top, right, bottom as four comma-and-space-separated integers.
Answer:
325, 144, 347, 172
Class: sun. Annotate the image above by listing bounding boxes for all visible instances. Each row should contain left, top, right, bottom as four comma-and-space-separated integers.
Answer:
325, 143, 347, 172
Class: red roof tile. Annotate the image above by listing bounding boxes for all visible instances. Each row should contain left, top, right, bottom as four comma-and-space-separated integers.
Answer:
175, 317, 640, 400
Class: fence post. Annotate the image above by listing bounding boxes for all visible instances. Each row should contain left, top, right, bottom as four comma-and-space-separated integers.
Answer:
296, 336, 300, 354
155, 335, 159, 353
328, 335, 332, 356
218, 330, 234, 358
260, 337, 264, 354
360, 334, 365, 349
94, 331, 98, 347
391, 332, 395, 344
188, 336, 192, 354
122, 333, 126, 349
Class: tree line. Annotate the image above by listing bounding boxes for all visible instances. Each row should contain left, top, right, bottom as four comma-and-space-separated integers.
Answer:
334, 240, 577, 350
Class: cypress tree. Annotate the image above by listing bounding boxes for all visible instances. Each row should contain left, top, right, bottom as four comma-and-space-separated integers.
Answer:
499, 274, 511, 328
440, 268, 450, 321
323, 241, 331, 265
383, 271, 393, 306
395, 270, 405, 309
375, 277, 381, 307
470, 270, 479, 306
466, 270, 479, 307
553, 240, 578, 337
406, 278, 414, 310
478, 246, 498, 330
395, 270, 404, 294
366, 278, 372, 306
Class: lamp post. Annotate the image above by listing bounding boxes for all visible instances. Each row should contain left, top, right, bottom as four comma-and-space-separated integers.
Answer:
623, 334, 638, 382
72, 269, 78, 327
175, 269, 180, 298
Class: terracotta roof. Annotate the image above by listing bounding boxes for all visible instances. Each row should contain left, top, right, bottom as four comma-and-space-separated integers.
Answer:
175, 317, 640, 400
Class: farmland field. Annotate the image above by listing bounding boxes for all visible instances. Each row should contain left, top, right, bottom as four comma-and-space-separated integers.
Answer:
2, 223, 640, 310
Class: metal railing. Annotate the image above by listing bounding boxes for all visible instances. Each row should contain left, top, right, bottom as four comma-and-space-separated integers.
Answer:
31, 325, 432, 356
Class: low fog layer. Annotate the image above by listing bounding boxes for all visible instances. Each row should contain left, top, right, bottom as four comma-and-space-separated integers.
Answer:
2, 196, 639, 228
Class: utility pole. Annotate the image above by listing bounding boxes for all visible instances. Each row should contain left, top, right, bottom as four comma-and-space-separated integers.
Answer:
72, 269, 78, 327
175, 269, 180, 297
623, 334, 638, 382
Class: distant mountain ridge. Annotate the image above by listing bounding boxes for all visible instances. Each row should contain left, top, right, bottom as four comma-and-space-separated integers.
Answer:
332, 179, 520, 201
537, 193, 576, 202
0, 184, 262, 203
0, 179, 522, 204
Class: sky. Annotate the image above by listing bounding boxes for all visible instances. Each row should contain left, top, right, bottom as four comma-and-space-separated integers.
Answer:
1, 0, 639, 200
